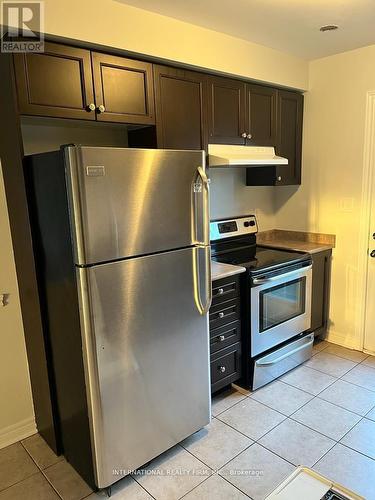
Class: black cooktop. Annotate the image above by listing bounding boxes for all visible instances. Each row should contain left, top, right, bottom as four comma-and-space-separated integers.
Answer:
213, 245, 310, 275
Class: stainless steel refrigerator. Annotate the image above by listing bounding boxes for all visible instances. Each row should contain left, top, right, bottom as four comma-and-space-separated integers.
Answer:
26, 146, 211, 489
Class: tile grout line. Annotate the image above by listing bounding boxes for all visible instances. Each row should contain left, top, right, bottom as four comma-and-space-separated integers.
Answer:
125, 348, 375, 498
177, 451, 255, 500
212, 393, 249, 418
180, 421, 255, 471
127, 473, 158, 500
217, 471, 255, 500
280, 352, 375, 468
0, 441, 64, 499
216, 398, 288, 442
39, 466, 70, 500
316, 392, 375, 418
131, 348, 375, 500
0, 471, 42, 496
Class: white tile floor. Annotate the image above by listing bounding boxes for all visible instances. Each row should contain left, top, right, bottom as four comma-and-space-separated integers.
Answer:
1, 340, 375, 499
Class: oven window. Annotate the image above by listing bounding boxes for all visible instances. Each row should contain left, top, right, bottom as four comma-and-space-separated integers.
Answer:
259, 277, 306, 332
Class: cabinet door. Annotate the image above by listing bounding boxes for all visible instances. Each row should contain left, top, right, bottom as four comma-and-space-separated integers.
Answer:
309, 250, 332, 336
276, 90, 304, 185
153, 65, 207, 150
206, 76, 246, 145
91, 53, 155, 124
246, 84, 277, 146
13, 42, 95, 120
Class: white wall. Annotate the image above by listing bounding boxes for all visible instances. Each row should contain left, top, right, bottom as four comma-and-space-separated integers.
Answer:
275, 44, 375, 349
8, 0, 309, 90
210, 169, 276, 231
0, 164, 35, 448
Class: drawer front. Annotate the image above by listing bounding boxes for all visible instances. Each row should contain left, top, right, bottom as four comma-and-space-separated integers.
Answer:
210, 320, 241, 354
252, 333, 314, 390
209, 298, 240, 329
212, 275, 240, 305
210, 343, 241, 392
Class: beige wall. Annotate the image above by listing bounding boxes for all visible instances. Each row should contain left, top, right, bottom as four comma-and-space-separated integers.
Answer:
35, 0, 308, 90
275, 44, 375, 349
21, 117, 129, 155
210, 169, 276, 230
0, 164, 35, 448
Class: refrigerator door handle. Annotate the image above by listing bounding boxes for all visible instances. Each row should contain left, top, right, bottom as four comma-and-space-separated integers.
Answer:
193, 245, 212, 315
192, 166, 210, 246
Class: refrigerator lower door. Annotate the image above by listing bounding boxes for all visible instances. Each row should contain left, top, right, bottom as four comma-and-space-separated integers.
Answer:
77, 246, 211, 488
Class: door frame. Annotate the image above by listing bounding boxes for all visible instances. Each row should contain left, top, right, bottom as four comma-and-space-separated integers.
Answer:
358, 90, 375, 353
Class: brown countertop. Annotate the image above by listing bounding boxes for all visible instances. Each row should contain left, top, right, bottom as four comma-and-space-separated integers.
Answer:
257, 229, 335, 254
211, 260, 246, 281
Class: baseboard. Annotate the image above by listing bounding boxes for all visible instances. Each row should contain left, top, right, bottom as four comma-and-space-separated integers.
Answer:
325, 328, 362, 350
0, 417, 37, 449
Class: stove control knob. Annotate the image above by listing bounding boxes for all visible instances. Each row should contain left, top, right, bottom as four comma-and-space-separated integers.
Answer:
249, 220, 255, 226
244, 221, 250, 227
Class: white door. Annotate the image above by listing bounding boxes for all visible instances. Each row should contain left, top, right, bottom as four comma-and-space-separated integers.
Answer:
364, 93, 375, 353
364, 191, 375, 353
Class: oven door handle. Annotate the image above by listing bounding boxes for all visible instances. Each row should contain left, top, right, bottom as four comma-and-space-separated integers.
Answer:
252, 264, 312, 285
255, 335, 314, 367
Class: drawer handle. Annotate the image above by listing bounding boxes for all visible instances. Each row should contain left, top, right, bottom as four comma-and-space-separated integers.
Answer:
218, 312, 225, 319
217, 288, 224, 295
218, 335, 225, 342
256, 335, 314, 367
218, 366, 226, 373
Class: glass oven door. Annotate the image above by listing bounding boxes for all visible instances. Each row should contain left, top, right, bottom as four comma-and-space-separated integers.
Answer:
250, 265, 312, 357
260, 278, 306, 332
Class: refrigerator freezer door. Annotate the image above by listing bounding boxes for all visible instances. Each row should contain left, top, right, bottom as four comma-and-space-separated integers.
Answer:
77, 246, 211, 488
65, 147, 208, 265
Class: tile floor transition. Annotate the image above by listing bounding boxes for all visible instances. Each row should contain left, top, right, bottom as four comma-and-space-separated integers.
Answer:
1, 340, 375, 499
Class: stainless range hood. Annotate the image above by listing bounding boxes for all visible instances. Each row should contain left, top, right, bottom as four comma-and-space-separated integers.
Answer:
208, 144, 288, 168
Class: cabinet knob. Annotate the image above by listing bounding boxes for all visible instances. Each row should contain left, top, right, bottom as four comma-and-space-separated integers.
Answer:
218, 366, 226, 373
277, 176, 282, 182
371, 250, 375, 258
247, 133, 252, 139
217, 288, 224, 295
218, 335, 225, 342
86, 103, 96, 112
97, 104, 106, 113
241, 132, 247, 138
218, 312, 225, 319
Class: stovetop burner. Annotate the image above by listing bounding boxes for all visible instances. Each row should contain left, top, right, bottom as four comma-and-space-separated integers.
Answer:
213, 245, 309, 274
210, 215, 310, 275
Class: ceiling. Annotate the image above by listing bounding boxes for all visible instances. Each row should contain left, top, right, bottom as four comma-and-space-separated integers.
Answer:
118, 0, 375, 60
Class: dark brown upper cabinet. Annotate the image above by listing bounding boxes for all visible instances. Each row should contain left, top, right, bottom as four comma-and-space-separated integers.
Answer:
91, 53, 155, 124
13, 42, 96, 120
275, 90, 304, 185
206, 76, 246, 145
246, 89, 304, 186
153, 65, 207, 150
246, 84, 277, 146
